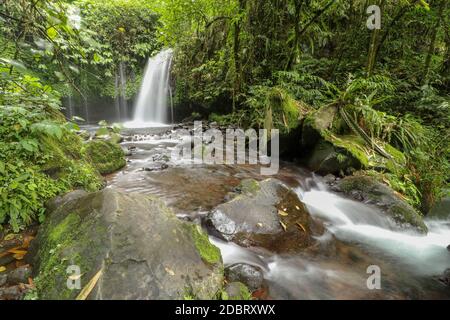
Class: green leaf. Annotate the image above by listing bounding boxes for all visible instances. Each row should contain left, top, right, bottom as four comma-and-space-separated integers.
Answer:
47, 27, 58, 40
0, 58, 28, 72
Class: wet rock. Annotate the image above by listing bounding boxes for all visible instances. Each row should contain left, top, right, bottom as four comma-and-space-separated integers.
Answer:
335, 175, 427, 233
0, 274, 7, 286
122, 147, 132, 156
29, 189, 223, 300
223, 282, 252, 300
225, 264, 264, 292
207, 178, 319, 253
0, 254, 15, 266
46, 190, 88, 213
0, 284, 31, 300
439, 269, 450, 287
142, 163, 169, 172
323, 174, 336, 185
7, 265, 32, 285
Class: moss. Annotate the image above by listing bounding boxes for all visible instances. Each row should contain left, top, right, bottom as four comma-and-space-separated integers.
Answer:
33, 201, 108, 299
222, 282, 253, 300
39, 131, 103, 192
239, 179, 260, 195
189, 224, 222, 265
49, 213, 81, 243
327, 134, 370, 168
84, 140, 126, 175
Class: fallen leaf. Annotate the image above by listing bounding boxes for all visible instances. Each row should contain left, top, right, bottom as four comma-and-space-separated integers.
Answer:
256, 223, 263, 228
278, 210, 288, 217
13, 252, 26, 260
165, 267, 175, 276
295, 206, 300, 210
28, 277, 35, 287
76, 268, 103, 300
0, 266, 6, 272
4, 234, 16, 241
8, 249, 27, 255
279, 221, 287, 232
296, 222, 306, 233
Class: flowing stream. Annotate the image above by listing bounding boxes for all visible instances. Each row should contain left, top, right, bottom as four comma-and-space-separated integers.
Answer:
106, 127, 450, 300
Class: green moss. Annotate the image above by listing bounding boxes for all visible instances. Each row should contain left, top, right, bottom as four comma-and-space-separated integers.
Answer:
33, 200, 109, 300
84, 140, 126, 175
189, 224, 222, 265
221, 282, 252, 300
49, 213, 81, 243
239, 179, 260, 195
328, 134, 370, 168
39, 131, 103, 192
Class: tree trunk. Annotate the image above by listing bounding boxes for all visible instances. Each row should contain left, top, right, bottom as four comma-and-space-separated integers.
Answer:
285, 0, 303, 70
232, 0, 246, 111
423, 0, 447, 85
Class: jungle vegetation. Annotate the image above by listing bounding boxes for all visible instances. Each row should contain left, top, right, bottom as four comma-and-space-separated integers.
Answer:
0, 0, 449, 230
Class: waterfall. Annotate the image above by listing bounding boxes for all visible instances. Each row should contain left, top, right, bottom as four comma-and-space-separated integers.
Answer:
126, 49, 173, 127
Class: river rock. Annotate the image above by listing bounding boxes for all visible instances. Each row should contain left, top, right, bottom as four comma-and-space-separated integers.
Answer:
334, 175, 427, 233
225, 264, 264, 292
0, 274, 7, 286
207, 178, 318, 253
6, 265, 32, 285
439, 269, 450, 287
28, 189, 223, 300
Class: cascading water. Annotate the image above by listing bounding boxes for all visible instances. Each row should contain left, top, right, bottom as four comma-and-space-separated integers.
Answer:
126, 49, 173, 128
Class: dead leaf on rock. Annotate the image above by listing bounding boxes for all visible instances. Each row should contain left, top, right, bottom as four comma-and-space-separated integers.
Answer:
278, 210, 288, 217
296, 222, 306, 233
280, 221, 287, 232
165, 267, 175, 276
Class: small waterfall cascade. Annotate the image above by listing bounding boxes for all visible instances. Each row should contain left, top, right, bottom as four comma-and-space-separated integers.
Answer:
127, 49, 173, 127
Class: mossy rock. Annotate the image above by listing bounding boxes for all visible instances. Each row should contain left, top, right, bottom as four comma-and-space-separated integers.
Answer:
223, 282, 252, 300
84, 140, 126, 175
336, 175, 428, 233
300, 105, 406, 176
27, 189, 224, 300
39, 132, 103, 192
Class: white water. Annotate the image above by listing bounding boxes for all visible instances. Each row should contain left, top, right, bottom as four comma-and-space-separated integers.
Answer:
301, 181, 450, 276
125, 49, 173, 128
212, 175, 450, 299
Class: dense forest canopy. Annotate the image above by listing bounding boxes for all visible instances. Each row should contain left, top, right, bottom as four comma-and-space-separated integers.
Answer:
0, 0, 449, 232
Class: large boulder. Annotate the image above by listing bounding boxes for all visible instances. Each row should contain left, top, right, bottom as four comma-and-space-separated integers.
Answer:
28, 189, 223, 300
333, 175, 427, 233
207, 179, 319, 253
